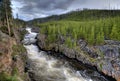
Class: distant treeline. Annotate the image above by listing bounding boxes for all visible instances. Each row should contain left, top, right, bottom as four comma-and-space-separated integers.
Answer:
28, 9, 120, 25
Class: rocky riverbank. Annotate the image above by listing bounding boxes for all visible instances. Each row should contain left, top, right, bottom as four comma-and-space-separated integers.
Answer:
36, 29, 120, 81
0, 30, 30, 81
22, 27, 116, 81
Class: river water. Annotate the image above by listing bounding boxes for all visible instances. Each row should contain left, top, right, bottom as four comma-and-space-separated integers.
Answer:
23, 27, 113, 81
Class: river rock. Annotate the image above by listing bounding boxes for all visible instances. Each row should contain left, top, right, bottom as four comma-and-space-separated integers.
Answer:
36, 33, 120, 81
98, 45, 119, 59
105, 40, 120, 45
37, 34, 46, 49
31, 27, 40, 33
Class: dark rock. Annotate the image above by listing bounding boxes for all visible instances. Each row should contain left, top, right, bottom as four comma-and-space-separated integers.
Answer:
36, 33, 120, 81
78, 39, 87, 49
63, 47, 76, 58
105, 40, 120, 45
37, 34, 46, 49
98, 45, 119, 59
31, 27, 40, 33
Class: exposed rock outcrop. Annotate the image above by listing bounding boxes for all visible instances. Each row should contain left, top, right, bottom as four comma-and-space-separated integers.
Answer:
37, 33, 120, 81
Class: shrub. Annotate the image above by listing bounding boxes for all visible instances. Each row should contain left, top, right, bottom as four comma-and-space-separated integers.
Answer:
0, 26, 14, 36
0, 72, 18, 81
12, 44, 26, 56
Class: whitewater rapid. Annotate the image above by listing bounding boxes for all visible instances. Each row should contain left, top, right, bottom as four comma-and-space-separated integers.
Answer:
23, 27, 111, 81
23, 27, 93, 81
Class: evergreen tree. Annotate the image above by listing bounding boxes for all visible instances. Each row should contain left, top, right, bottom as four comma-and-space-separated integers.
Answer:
0, 0, 12, 35
110, 25, 119, 40
96, 31, 104, 45
65, 37, 73, 48
88, 26, 95, 45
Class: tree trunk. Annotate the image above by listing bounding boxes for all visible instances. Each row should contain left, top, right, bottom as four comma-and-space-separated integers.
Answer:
4, 0, 12, 53
5, 9, 11, 36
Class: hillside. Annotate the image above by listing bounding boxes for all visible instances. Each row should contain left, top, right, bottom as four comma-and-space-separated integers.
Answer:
35, 10, 120, 81
28, 9, 120, 25
38, 17, 120, 46
34, 9, 120, 46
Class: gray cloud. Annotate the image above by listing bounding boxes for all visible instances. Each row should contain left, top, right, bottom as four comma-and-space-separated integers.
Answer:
11, 0, 120, 21
11, 0, 75, 20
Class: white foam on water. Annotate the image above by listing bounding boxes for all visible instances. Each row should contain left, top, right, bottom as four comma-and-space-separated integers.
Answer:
24, 27, 93, 81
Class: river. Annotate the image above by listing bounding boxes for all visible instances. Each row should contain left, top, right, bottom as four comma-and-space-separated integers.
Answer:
23, 27, 114, 81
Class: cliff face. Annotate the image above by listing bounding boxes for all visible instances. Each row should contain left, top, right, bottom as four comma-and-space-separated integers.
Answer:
37, 33, 120, 81
0, 30, 29, 81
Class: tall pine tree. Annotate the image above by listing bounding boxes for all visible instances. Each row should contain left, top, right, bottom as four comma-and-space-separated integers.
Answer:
0, 0, 12, 35
0, 0, 13, 54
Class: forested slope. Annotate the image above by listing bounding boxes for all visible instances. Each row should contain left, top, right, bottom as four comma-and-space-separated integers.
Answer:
28, 9, 120, 24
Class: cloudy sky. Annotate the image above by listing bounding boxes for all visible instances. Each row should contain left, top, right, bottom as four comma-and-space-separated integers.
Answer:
11, 0, 120, 21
